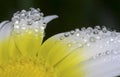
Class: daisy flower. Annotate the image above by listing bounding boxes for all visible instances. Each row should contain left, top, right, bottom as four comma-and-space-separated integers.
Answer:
0, 8, 120, 77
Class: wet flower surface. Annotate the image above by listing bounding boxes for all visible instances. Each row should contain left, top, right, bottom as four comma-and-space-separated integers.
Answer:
0, 8, 120, 77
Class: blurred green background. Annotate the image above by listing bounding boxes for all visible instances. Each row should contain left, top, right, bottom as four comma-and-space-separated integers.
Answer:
0, 0, 120, 39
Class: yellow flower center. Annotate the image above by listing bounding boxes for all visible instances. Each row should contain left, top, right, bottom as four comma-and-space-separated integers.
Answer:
0, 58, 58, 77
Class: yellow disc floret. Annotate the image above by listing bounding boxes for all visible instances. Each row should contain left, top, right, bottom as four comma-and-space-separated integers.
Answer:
0, 57, 58, 77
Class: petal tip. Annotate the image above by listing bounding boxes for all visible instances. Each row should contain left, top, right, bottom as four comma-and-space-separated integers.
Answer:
43, 15, 59, 24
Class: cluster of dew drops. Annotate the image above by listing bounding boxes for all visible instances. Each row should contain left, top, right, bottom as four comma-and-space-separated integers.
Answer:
12, 8, 46, 35
59, 26, 120, 60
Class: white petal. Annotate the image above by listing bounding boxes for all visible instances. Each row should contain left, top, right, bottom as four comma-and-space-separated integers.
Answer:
43, 15, 58, 24
45, 26, 120, 77
83, 54, 120, 77
0, 21, 13, 42
0, 21, 9, 29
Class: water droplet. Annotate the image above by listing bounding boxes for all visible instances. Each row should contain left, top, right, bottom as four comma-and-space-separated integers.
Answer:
75, 32, 80, 37
60, 36, 65, 40
102, 35, 106, 39
102, 26, 107, 33
93, 29, 99, 34
110, 38, 114, 42
40, 26, 45, 30
105, 50, 111, 55
77, 43, 83, 48
68, 43, 72, 47
21, 26, 27, 30
34, 28, 39, 32
75, 28, 80, 32
21, 10, 26, 13
83, 39, 87, 43
81, 27, 86, 31
70, 30, 75, 35
95, 36, 101, 40
89, 37, 96, 42
86, 27, 93, 34
95, 26, 101, 30
98, 53, 103, 57
14, 25, 20, 29
86, 43, 90, 47
27, 19, 33, 25
111, 31, 117, 37
40, 13, 44, 16
64, 32, 70, 37
37, 8, 40, 11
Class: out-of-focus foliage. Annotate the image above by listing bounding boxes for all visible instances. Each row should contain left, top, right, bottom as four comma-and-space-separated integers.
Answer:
0, 0, 120, 39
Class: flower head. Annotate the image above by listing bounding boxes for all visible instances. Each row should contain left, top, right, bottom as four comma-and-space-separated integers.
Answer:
0, 8, 120, 77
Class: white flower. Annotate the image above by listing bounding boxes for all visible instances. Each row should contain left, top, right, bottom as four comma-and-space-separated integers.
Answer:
0, 8, 120, 77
